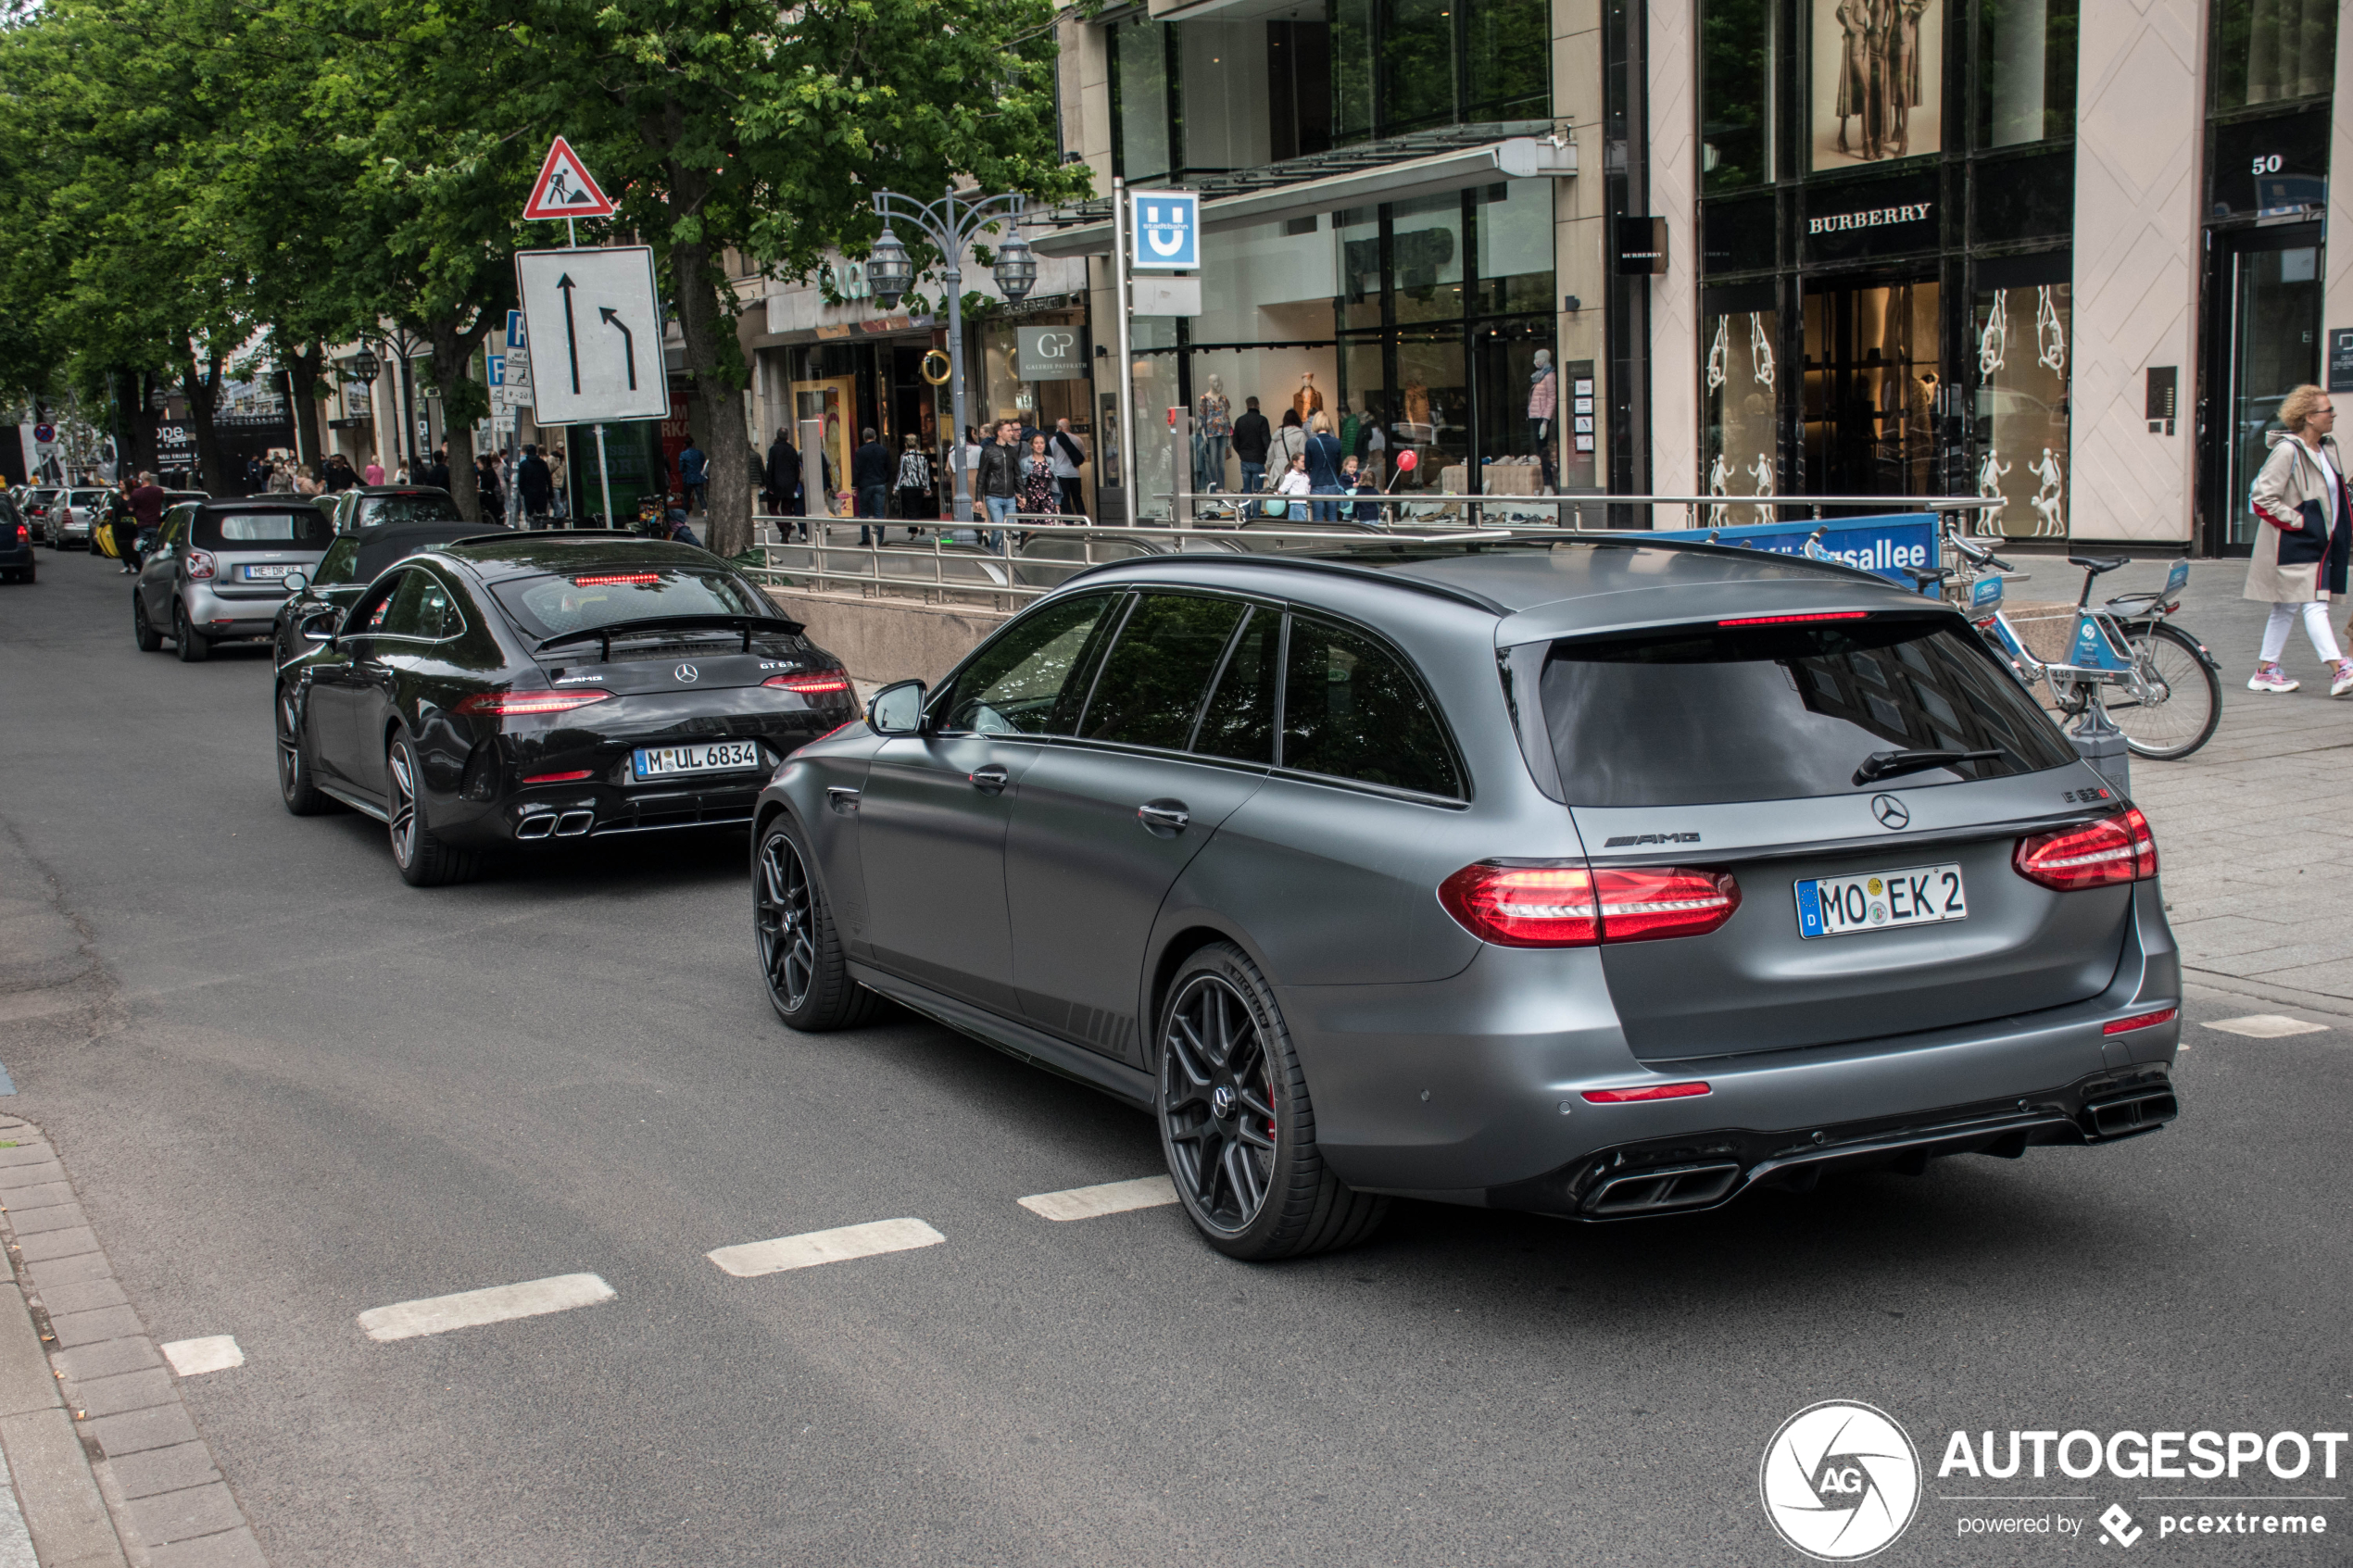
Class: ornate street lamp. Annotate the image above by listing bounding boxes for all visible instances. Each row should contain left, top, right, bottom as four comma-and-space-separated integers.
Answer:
866, 185, 1033, 534
350, 346, 382, 383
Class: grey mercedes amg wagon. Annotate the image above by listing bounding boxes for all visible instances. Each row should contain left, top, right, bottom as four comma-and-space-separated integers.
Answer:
749, 537, 2181, 1260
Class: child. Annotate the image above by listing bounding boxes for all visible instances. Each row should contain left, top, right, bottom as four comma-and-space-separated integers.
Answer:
1277, 452, 1312, 521
1341, 454, 1382, 525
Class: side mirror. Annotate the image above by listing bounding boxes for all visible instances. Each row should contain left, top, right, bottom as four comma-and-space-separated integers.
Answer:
867, 678, 928, 737
283, 571, 308, 596
298, 607, 340, 645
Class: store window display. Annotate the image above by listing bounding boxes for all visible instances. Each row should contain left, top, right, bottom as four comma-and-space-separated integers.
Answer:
1704, 304, 1780, 524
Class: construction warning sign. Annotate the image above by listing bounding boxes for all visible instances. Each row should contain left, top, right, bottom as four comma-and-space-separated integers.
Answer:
522, 136, 615, 222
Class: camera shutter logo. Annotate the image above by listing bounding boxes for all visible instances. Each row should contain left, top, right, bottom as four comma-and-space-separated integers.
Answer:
1759, 1400, 1920, 1561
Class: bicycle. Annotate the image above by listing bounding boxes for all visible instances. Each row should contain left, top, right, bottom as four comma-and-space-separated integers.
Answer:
1919, 521, 2222, 761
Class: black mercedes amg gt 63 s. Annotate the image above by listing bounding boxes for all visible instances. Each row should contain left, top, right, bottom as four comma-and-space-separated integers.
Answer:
275, 532, 855, 885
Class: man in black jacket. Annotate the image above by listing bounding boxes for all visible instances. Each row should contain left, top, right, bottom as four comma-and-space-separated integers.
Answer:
764, 429, 803, 538
517, 445, 553, 525
1231, 396, 1271, 493
975, 419, 1022, 552
851, 427, 893, 546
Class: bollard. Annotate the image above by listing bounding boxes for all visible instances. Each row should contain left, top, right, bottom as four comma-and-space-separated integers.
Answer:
2070, 696, 2131, 797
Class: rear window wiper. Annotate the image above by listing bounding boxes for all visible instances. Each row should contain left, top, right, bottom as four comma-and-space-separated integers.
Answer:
1853, 747, 2006, 786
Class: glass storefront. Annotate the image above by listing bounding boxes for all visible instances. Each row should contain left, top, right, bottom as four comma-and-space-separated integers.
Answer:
1969, 274, 2070, 539
1702, 289, 1780, 521
1802, 279, 1940, 497
2211, 232, 2322, 548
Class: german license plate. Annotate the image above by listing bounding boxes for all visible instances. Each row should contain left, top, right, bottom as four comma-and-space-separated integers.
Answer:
632, 739, 761, 780
1796, 863, 1967, 939
244, 563, 294, 581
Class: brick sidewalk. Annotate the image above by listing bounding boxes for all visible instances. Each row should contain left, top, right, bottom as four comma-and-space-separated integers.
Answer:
2081, 558, 2353, 1006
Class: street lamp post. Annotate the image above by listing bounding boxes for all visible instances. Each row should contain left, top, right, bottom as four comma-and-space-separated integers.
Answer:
864, 185, 1038, 531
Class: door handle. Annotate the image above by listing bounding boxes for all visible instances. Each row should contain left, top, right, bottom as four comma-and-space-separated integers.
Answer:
1138, 799, 1190, 834
969, 763, 1010, 795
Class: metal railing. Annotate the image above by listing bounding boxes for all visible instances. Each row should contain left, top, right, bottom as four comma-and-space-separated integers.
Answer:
1152, 489, 2006, 531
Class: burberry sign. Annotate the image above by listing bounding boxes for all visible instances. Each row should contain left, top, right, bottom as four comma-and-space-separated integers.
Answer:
1807, 200, 1932, 235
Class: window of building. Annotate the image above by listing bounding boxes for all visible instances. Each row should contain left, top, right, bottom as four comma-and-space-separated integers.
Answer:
1807, 0, 1944, 171
2209, 0, 2338, 110
1979, 0, 2079, 147
1970, 274, 2070, 539
1702, 292, 1780, 523
1701, 0, 1778, 191
1327, 0, 1552, 144
1112, 19, 1175, 184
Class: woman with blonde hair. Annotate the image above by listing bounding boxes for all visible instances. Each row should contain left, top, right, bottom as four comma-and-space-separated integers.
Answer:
2246, 383, 2353, 696
1304, 408, 1344, 522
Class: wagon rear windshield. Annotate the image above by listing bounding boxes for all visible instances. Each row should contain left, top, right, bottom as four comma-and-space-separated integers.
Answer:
192, 508, 333, 549
1539, 615, 2076, 806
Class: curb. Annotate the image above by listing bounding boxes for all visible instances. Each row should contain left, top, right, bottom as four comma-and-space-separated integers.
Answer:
0, 1116, 264, 1568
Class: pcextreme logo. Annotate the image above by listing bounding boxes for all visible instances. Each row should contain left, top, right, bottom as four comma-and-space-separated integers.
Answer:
1760, 1400, 1923, 1561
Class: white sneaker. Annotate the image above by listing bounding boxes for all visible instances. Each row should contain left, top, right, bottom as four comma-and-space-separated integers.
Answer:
2248, 667, 2300, 693
2332, 664, 2353, 698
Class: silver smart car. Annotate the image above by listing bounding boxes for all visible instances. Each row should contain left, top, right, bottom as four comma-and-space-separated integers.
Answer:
749, 539, 2181, 1259
132, 497, 333, 661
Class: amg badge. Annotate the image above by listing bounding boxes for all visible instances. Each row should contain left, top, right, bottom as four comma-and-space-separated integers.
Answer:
1603, 831, 1701, 847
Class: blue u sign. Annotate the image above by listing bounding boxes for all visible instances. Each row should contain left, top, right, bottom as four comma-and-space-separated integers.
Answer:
1131, 190, 1199, 271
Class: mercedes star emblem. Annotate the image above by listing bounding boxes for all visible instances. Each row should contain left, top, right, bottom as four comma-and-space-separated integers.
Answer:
1871, 794, 1910, 829
673, 664, 699, 684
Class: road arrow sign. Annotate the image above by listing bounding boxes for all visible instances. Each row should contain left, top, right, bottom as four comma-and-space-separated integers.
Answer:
513, 245, 667, 425
522, 136, 615, 222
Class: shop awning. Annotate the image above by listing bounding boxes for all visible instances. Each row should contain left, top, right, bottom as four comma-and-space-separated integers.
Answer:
1030, 136, 1577, 259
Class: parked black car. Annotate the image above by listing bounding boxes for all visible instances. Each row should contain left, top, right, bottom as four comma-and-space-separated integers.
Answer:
0, 494, 32, 583
322, 484, 463, 536
271, 521, 510, 668
275, 533, 854, 885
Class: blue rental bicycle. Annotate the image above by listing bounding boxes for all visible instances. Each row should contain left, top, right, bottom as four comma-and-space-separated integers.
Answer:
1920, 521, 2221, 761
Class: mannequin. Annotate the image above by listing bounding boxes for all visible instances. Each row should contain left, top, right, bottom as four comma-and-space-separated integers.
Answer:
1527, 349, 1558, 490
1291, 371, 1325, 422
1197, 374, 1232, 493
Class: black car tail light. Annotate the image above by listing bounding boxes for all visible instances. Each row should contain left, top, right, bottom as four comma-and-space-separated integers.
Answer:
1439, 862, 1742, 948
452, 689, 613, 717
2014, 808, 2157, 891
763, 671, 851, 695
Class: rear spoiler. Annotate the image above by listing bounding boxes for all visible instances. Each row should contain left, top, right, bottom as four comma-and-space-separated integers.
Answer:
534, 612, 807, 660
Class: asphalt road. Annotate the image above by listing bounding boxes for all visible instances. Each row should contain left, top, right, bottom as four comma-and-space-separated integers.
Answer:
1, 544, 2347, 1567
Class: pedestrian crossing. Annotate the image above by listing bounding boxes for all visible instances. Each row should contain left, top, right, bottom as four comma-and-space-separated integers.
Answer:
349, 1177, 1179, 1345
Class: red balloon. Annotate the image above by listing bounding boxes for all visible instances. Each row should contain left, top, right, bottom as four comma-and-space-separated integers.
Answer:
1395, 449, 1418, 471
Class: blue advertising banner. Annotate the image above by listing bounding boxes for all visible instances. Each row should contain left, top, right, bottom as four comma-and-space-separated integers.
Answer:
1650, 511, 1940, 592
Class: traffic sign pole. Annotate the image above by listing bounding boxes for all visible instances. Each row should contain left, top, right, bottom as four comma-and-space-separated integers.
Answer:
595, 422, 612, 528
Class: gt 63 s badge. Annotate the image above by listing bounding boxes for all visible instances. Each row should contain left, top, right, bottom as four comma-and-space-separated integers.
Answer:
1760, 1400, 1921, 1561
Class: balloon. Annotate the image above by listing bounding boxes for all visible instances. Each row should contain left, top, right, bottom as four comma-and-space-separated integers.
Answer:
1395, 449, 1418, 471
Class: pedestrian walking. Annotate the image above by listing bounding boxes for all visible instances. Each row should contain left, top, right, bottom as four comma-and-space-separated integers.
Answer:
1231, 396, 1271, 494
851, 426, 892, 547
548, 448, 567, 522
474, 454, 503, 521
2246, 383, 2353, 696
1304, 411, 1344, 522
678, 433, 707, 514
120, 471, 161, 571
363, 453, 384, 486
1050, 420, 1088, 516
517, 444, 553, 525
293, 465, 322, 497
423, 446, 450, 492
1020, 433, 1059, 521
976, 420, 1021, 551
1276, 452, 1312, 521
266, 461, 293, 494
1266, 408, 1306, 485
765, 429, 803, 535
894, 436, 934, 538
1340, 454, 1383, 524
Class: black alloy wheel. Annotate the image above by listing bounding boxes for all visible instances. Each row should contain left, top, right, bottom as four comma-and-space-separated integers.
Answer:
171, 598, 208, 662
754, 818, 876, 1031
275, 685, 329, 816
386, 731, 479, 886
132, 591, 161, 650
1157, 943, 1387, 1261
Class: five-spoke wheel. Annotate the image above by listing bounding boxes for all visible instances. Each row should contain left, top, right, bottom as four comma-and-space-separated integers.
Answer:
753, 816, 876, 1031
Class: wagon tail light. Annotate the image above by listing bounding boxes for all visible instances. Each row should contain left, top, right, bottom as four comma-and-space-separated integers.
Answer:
2013, 807, 2158, 891
186, 548, 218, 581
1439, 862, 1741, 947
762, 671, 851, 695
451, 689, 613, 717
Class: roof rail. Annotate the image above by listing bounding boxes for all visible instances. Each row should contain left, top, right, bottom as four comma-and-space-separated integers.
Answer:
1065, 548, 1513, 617
443, 528, 635, 548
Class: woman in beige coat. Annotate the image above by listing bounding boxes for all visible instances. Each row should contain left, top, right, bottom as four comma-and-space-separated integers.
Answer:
2245, 383, 2353, 696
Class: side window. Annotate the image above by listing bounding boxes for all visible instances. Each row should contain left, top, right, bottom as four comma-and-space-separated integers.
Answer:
1076, 592, 1249, 750
1193, 606, 1279, 763
360, 571, 407, 633
1279, 612, 1463, 798
314, 537, 360, 586
937, 593, 1120, 735
376, 571, 461, 640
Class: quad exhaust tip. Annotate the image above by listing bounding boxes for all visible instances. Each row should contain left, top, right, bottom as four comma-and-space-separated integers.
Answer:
1581, 1160, 1743, 1218
554, 810, 595, 837
2085, 1087, 2178, 1139
515, 813, 558, 840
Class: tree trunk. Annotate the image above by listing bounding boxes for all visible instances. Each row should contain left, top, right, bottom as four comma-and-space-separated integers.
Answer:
283, 341, 326, 470
661, 155, 751, 558
426, 313, 495, 522
182, 353, 226, 494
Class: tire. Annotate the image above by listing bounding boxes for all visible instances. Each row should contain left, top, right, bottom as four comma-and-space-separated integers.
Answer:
2111, 621, 2222, 761
754, 815, 878, 1030
386, 731, 480, 886
1157, 942, 1388, 1261
275, 684, 331, 816
171, 598, 209, 662
132, 592, 161, 651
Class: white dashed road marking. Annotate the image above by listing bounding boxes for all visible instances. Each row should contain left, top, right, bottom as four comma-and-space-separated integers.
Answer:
1018, 1175, 1179, 1222
2205, 1014, 2330, 1038
707, 1218, 945, 1278
160, 1336, 245, 1376
359, 1273, 616, 1342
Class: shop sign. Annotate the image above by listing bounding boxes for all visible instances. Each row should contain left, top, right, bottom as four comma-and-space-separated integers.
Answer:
1802, 173, 1937, 263
1129, 190, 1199, 272
1807, 200, 1932, 237
1016, 326, 1086, 381
1615, 217, 1668, 276
2210, 108, 2329, 218
2329, 329, 2353, 395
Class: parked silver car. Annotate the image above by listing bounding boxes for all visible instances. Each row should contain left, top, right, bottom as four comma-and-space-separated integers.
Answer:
132, 497, 334, 661
750, 538, 2183, 1259
51, 487, 111, 548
